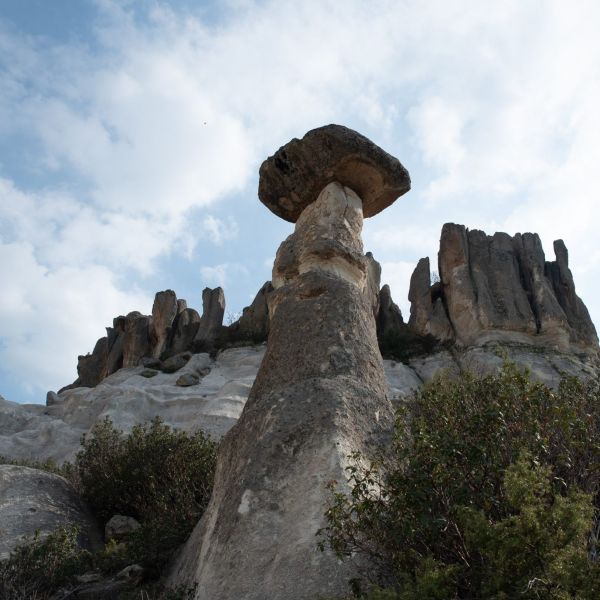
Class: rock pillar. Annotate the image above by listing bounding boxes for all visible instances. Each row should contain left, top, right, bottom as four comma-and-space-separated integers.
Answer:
168, 124, 411, 599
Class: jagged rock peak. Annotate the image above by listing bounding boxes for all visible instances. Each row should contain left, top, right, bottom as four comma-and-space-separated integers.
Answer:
408, 223, 598, 354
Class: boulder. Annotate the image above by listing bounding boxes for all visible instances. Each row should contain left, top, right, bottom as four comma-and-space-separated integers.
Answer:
176, 373, 200, 387
0, 465, 102, 560
46, 390, 61, 407
162, 351, 192, 374
258, 124, 411, 222
105, 515, 140, 542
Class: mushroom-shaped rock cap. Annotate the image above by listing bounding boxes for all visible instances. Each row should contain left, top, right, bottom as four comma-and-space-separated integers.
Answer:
258, 124, 411, 222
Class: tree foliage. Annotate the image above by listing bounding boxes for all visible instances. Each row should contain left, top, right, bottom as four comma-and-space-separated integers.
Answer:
320, 363, 600, 599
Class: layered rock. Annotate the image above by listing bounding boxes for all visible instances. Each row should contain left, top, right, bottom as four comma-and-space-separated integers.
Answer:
408, 223, 598, 354
0, 465, 102, 559
169, 126, 411, 599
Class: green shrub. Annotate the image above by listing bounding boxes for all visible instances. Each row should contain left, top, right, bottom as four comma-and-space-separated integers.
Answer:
320, 363, 600, 599
75, 416, 218, 576
0, 525, 91, 599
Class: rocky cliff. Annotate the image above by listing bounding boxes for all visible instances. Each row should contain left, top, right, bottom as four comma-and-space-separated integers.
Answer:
407, 223, 598, 354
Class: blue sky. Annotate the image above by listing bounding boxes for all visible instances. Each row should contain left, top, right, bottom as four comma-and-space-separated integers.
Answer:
1, 0, 600, 404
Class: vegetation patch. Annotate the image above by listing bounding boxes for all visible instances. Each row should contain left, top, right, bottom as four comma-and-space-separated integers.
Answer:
0, 417, 217, 598
319, 362, 600, 599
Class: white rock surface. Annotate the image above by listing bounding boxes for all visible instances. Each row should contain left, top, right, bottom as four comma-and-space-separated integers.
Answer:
0, 344, 597, 465
1, 347, 265, 464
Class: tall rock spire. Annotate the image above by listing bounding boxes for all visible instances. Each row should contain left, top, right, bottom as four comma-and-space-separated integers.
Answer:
168, 124, 411, 599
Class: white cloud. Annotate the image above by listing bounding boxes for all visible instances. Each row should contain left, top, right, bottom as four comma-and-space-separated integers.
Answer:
199, 263, 249, 289
0, 240, 149, 396
199, 216, 239, 246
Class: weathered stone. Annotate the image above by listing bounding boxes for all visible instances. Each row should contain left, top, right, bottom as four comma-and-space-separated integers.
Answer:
116, 564, 144, 581
139, 369, 158, 378
193, 287, 225, 352
105, 515, 141, 542
407, 258, 453, 341
546, 239, 599, 348
46, 390, 60, 407
76, 572, 103, 584
141, 357, 162, 369
77, 336, 109, 388
258, 124, 411, 222
411, 223, 599, 354
151, 290, 179, 359
230, 281, 273, 343
377, 284, 405, 340
161, 351, 192, 374
0, 465, 102, 560
176, 372, 200, 387
121, 312, 152, 368
365, 252, 382, 318
105, 325, 125, 376
170, 308, 201, 355
170, 181, 395, 600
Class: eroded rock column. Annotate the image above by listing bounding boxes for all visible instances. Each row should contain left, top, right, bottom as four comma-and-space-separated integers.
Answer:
169, 125, 410, 599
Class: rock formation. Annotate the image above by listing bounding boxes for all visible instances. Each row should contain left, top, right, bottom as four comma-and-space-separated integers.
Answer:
169, 125, 411, 599
66, 286, 227, 391
0, 465, 102, 559
193, 287, 226, 352
407, 223, 598, 354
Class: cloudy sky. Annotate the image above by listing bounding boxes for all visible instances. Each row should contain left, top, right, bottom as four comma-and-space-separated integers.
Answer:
1, 0, 599, 404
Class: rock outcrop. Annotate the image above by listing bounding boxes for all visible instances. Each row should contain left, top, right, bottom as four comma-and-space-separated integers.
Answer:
67, 287, 230, 391
226, 282, 273, 343
258, 123, 410, 222
0, 465, 102, 559
193, 287, 226, 352
169, 126, 411, 599
407, 223, 598, 354
150, 290, 179, 358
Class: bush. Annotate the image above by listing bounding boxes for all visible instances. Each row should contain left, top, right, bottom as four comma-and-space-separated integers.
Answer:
0, 417, 218, 594
0, 525, 91, 599
320, 363, 600, 599
75, 416, 218, 575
